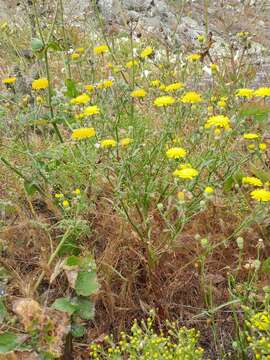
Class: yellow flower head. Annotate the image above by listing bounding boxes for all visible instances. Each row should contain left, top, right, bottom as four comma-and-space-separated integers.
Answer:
210, 64, 218, 72
187, 53, 201, 62
166, 147, 186, 159
259, 143, 267, 151
62, 200, 70, 207
32, 78, 49, 90
101, 139, 117, 148
97, 79, 113, 89
94, 44, 109, 55
254, 87, 270, 97
173, 166, 198, 180
2, 77, 16, 84
55, 193, 64, 199
151, 80, 161, 87
205, 115, 231, 130
73, 188, 81, 195
181, 91, 202, 104
71, 127, 96, 140
85, 84, 94, 92
235, 88, 254, 98
249, 312, 270, 331
242, 176, 263, 187
71, 53, 80, 60
196, 35, 205, 42
126, 60, 138, 68
217, 100, 226, 108
120, 138, 133, 147
204, 186, 214, 194
76, 47, 85, 54
250, 189, 270, 202
70, 93, 91, 105
83, 105, 100, 116
243, 133, 259, 140
165, 82, 184, 92
130, 88, 146, 98
154, 96, 175, 107
140, 47, 153, 59
177, 191, 185, 201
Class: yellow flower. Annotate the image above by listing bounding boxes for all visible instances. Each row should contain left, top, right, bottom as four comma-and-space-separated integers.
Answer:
166, 147, 186, 159
196, 35, 205, 42
165, 82, 184, 92
71, 127, 96, 140
85, 84, 94, 92
62, 200, 70, 207
187, 53, 201, 62
259, 143, 267, 151
236, 88, 254, 98
2, 77, 16, 84
130, 88, 146, 98
71, 53, 80, 60
76, 47, 85, 53
140, 47, 153, 59
154, 96, 175, 107
243, 133, 259, 140
210, 64, 218, 72
177, 191, 185, 201
204, 186, 214, 194
250, 312, 270, 331
242, 176, 263, 187
101, 139, 117, 148
151, 80, 161, 87
250, 189, 270, 202
94, 44, 109, 55
126, 60, 138, 68
181, 91, 202, 104
205, 115, 231, 130
217, 100, 226, 108
248, 144, 256, 150
73, 188, 81, 195
97, 79, 113, 89
70, 93, 91, 105
254, 87, 270, 97
173, 166, 198, 180
55, 193, 64, 199
159, 84, 166, 90
32, 78, 49, 90
120, 138, 133, 147
83, 105, 100, 116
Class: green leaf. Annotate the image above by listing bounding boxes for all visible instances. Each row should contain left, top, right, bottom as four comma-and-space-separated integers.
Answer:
31, 37, 44, 52
24, 180, 38, 196
75, 297, 95, 320
262, 258, 270, 273
64, 79, 79, 98
65, 256, 81, 267
51, 298, 78, 315
71, 324, 85, 338
75, 271, 99, 297
0, 299, 8, 324
47, 41, 62, 52
0, 332, 20, 353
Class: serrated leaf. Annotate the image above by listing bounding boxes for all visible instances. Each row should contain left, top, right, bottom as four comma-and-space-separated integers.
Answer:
75, 271, 99, 297
0, 332, 20, 353
24, 180, 38, 196
71, 324, 85, 338
75, 297, 95, 320
31, 38, 44, 52
51, 297, 77, 315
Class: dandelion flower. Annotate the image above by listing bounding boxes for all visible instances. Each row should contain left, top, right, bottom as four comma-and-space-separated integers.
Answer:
166, 147, 186, 159
71, 53, 80, 60
126, 60, 138, 68
254, 87, 270, 97
165, 82, 184, 92
83, 105, 100, 116
85, 84, 94, 92
235, 88, 254, 98
242, 176, 263, 187
204, 186, 214, 194
140, 47, 153, 59
151, 80, 161, 87
73, 188, 81, 195
250, 189, 270, 202
131, 88, 146, 98
197, 35, 205, 42
154, 96, 175, 107
70, 93, 90, 105
187, 53, 201, 62
217, 100, 226, 108
181, 91, 202, 104
71, 127, 96, 140
259, 143, 267, 151
101, 139, 117, 148
62, 200, 70, 207
32, 78, 49, 90
210, 64, 218, 72
120, 138, 133, 147
76, 47, 85, 54
243, 133, 259, 140
97, 79, 113, 89
94, 44, 109, 55
177, 191, 185, 201
55, 193, 64, 199
173, 166, 198, 180
205, 115, 231, 130
2, 77, 16, 84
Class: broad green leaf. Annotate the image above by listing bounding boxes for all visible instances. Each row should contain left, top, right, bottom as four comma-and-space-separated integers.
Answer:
31, 37, 44, 52
71, 324, 85, 338
47, 41, 62, 52
51, 297, 77, 315
0, 299, 8, 324
75, 297, 95, 320
262, 258, 270, 273
24, 180, 38, 196
75, 271, 99, 297
0, 332, 20, 353
64, 79, 79, 98
65, 256, 81, 267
